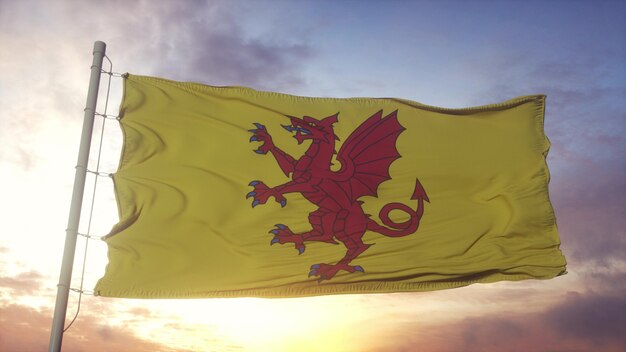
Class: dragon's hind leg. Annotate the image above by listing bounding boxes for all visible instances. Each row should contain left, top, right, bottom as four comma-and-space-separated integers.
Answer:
308, 235, 371, 281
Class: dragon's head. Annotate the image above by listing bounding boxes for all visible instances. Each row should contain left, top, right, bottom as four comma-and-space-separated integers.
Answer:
282, 113, 339, 144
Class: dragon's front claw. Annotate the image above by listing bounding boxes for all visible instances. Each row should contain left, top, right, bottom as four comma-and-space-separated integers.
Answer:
248, 123, 274, 154
268, 224, 305, 254
248, 180, 284, 207
354, 265, 365, 272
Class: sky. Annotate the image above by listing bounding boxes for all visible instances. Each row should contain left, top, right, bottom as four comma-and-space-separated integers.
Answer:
0, 0, 625, 351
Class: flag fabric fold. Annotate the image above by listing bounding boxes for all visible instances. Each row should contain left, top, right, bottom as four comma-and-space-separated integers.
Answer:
94, 74, 566, 298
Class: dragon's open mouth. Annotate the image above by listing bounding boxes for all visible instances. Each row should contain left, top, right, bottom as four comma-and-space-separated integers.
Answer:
282, 124, 311, 135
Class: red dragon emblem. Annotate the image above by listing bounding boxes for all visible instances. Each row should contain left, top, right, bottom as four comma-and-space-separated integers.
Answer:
247, 110, 429, 281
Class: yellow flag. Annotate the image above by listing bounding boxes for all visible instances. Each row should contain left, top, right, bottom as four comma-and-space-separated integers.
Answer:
94, 74, 566, 298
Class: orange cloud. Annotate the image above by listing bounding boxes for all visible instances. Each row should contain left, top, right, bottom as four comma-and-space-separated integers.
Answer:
0, 270, 44, 295
0, 303, 189, 352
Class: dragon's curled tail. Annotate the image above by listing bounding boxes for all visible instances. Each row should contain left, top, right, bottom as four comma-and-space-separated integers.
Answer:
367, 178, 429, 237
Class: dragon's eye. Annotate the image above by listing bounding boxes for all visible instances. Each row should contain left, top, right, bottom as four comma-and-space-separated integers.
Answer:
308, 122, 316, 127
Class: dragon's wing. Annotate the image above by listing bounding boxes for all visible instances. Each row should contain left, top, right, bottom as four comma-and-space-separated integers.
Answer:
333, 110, 405, 201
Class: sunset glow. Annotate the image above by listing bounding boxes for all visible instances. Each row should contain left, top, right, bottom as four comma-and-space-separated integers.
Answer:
1, 1, 625, 351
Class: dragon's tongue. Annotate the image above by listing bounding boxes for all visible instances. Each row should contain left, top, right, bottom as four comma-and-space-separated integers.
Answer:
281, 124, 296, 132
299, 127, 311, 135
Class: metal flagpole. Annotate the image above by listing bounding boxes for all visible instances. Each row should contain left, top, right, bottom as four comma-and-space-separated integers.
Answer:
48, 41, 107, 352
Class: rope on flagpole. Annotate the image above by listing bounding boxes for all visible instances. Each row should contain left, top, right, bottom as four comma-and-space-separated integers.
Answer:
62, 53, 121, 332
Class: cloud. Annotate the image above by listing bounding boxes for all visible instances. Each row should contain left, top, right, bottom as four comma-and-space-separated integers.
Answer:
550, 160, 626, 265
445, 26, 626, 269
367, 290, 626, 352
457, 23, 626, 166
117, 1, 313, 91
546, 291, 626, 345
0, 0, 314, 173
0, 252, 188, 351
0, 304, 49, 352
0, 2, 624, 351
579, 268, 626, 294
22, 0, 315, 91
455, 31, 626, 267
0, 246, 190, 351
0, 270, 44, 296
0, 303, 187, 352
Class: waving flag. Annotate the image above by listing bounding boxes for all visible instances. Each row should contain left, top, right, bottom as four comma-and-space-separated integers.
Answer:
94, 74, 566, 298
